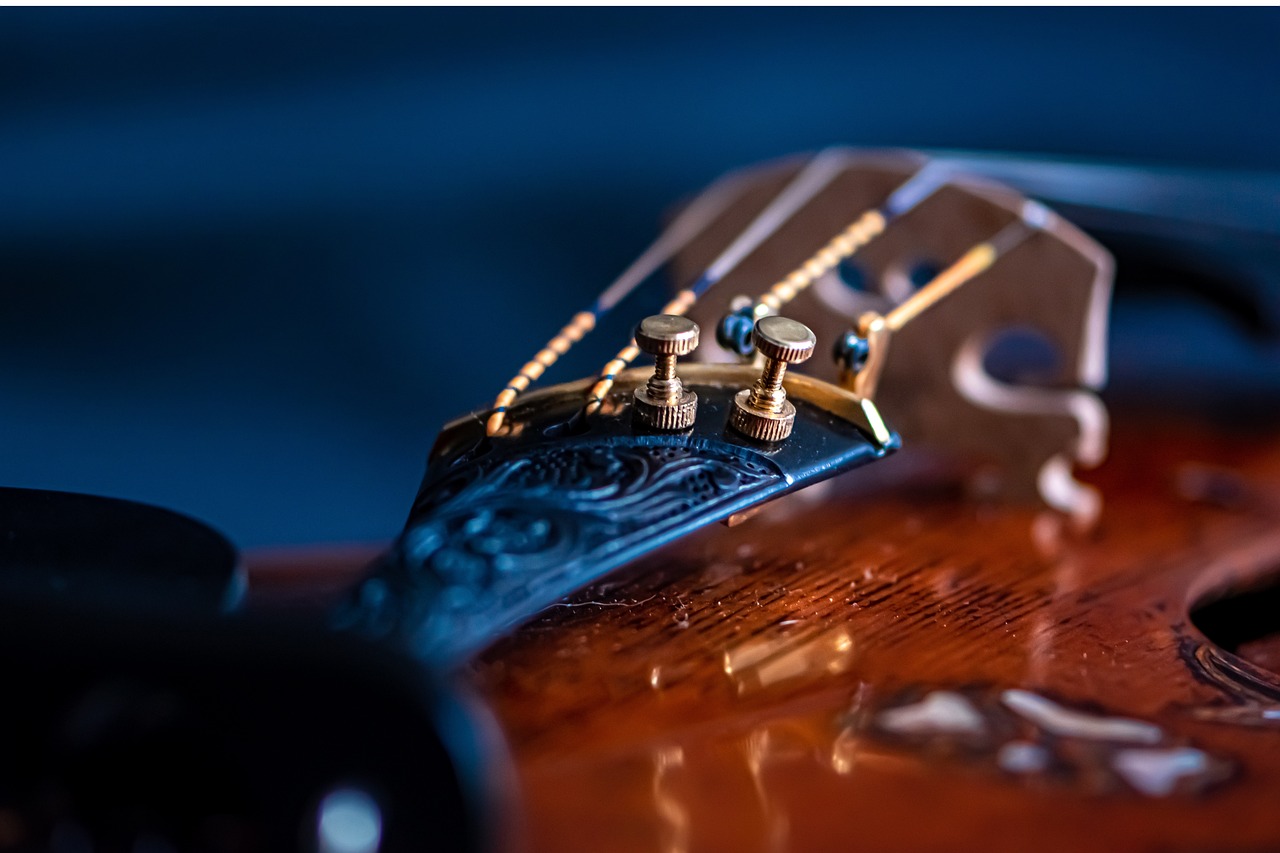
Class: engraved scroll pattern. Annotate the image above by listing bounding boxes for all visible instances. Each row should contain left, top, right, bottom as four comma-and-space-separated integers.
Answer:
342, 439, 783, 659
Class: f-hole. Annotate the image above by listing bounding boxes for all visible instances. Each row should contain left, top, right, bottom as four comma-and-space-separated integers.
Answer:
1192, 569, 1280, 680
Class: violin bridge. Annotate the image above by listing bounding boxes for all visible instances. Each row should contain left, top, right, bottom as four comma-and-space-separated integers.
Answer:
674, 150, 1112, 528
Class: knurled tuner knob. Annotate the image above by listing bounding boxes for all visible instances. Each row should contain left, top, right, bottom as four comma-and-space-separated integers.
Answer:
633, 314, 699, 431
729, 315, 816, 442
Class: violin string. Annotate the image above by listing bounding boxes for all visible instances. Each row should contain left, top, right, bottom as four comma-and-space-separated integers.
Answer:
485, 151, 1020, 431
484, 170, 750, 436
744, 161, 951, 318
883, 199, 1052, 332
489, 148, 846, 433
583, 149, 862, 413
584, 187, 1046, 413
584, 156, 952, 413
697, 148, 859, 289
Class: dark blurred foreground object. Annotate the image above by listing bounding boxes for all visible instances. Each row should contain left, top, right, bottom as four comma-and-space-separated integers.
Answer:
0, 488, 240, 613
0, 490, 482, 853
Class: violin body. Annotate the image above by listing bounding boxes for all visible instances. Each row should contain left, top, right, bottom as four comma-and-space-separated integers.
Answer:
5, 8, 1280, 850
249, 413, 1280, 851
482, 417, 1280, 850
6, 142, 1280, 851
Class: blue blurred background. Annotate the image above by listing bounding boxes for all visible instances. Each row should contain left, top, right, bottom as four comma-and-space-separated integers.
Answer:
0, 8, 1277, 547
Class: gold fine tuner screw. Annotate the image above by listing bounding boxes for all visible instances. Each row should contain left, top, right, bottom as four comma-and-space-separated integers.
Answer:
729, 315, 816, 442
633, 314, 699, 430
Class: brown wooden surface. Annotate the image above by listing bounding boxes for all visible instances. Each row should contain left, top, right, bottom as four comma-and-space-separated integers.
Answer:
247, 415, 1280, 852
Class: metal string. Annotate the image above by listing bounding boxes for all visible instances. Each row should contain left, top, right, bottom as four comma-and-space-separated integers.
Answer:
485, 151, 1012, 432
484, 169, 751, 436
584, 155, 952, 413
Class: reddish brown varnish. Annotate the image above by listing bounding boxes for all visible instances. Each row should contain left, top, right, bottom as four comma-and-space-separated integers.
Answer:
248, 416, 1280, 852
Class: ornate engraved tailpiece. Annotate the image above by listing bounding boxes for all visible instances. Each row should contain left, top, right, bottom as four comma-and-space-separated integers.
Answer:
336, 365, 894, 665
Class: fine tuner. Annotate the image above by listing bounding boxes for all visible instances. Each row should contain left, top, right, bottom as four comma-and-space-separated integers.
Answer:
631, 314, 700, 432
728, 315, 816, 442
631, 312, 818, 444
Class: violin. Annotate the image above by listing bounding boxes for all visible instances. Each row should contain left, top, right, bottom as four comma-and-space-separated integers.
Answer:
4, 148, 1280, 853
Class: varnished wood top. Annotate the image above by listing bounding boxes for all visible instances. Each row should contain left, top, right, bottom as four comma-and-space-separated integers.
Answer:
248, 414, 1280, 852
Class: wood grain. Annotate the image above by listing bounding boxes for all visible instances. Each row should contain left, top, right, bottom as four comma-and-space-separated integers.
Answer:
247, 415, 1280, 852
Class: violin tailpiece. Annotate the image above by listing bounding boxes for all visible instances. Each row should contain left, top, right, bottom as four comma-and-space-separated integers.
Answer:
337, 365, 894, 665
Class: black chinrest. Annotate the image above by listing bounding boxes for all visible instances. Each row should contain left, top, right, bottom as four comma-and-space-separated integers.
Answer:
0, 486, 241, 612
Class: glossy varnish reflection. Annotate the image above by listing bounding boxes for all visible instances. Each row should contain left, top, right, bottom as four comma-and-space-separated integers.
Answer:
248, 417, 1280, 851
467, 418, 1280, 852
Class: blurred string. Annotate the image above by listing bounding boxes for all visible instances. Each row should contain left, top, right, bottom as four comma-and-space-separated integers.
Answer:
484, 167, 750, 436
579, 155, 955, 413
485, 148, 956, 433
